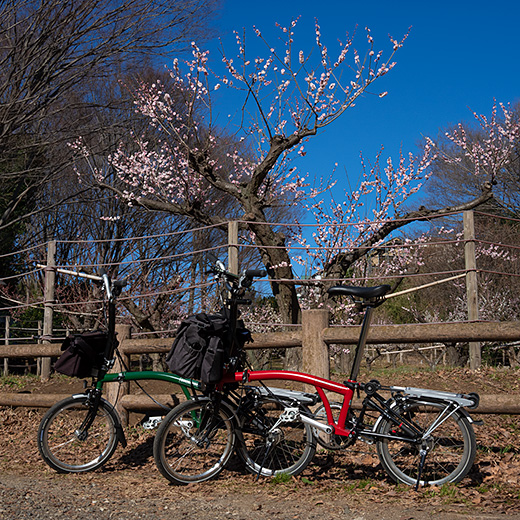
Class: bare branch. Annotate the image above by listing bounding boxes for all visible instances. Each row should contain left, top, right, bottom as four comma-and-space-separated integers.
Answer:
323, 182, 495, 279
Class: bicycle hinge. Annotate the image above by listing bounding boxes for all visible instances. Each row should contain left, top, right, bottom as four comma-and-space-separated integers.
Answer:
279, 407, 300, 423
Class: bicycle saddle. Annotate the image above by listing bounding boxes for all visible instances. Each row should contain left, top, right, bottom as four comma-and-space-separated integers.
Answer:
327, 284, 391, 299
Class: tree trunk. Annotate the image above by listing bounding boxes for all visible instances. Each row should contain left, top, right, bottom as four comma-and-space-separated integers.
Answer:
248, 221, 301, 325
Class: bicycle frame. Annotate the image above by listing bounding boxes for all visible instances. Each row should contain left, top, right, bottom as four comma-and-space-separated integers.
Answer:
96, 370, 202, 401
51, 268, 206, 439
220, 283, 478, 445
218, 287, 391, 439
223, 370, 355, 436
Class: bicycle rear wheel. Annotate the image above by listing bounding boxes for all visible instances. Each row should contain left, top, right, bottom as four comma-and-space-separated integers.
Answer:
376, 398, 476, 486
153, 398, 236, 484
38, 395, 120, 473
235, 396, 316, 477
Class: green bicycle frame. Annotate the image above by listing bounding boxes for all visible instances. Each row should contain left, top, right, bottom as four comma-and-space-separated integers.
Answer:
95, 370, 203, 401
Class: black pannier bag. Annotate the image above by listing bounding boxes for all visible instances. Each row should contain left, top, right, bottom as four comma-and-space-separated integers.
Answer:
54, 330, 110, 378
166, 311, 251, 385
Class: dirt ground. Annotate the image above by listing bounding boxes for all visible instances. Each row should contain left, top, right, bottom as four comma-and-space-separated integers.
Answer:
1, 366, 520, 520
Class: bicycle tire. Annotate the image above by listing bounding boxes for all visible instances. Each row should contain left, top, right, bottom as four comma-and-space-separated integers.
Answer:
37, 395, 120, 473
375, 398, 476, 486
235, 396, 316, 477
153, 398, 236, 485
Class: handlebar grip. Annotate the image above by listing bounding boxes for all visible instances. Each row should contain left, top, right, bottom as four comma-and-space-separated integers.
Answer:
245, 268, 266, 278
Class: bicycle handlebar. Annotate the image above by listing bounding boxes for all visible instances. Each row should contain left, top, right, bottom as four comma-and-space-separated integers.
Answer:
99, 269, 127, 300
244, 268, 266, 279
41, 265, 127, 301
210, 260, 266, 294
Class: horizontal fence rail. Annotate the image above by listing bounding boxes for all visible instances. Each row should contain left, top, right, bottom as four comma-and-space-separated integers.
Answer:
3, 320, 520, 359
0, 391, 516, 416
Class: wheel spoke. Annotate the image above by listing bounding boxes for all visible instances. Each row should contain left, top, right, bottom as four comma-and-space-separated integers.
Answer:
38, 396, 119, 473
153, 399, 235, 484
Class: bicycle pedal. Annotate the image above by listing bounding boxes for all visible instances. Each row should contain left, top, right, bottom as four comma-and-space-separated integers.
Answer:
141, 416, 163, 430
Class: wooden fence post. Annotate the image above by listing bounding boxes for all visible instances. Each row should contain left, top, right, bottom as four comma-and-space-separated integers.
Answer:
37, 321, 42, 376
228, 221, 239, 275
302, 309, 330, 387
106, 324, 132, 426
41, 240, 56, 381
3, 316, 9, 375
463, 210, 481, 369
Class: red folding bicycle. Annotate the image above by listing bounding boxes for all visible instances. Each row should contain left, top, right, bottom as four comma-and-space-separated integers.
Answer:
153, 261, 480, 489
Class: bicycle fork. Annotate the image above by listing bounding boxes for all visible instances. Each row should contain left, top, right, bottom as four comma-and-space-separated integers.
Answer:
75, 390, 127, 448
75, 390, 104, 441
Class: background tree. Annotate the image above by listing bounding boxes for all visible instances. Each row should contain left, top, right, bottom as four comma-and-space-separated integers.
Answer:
77, 20, 411, 324
0, 0, 220, 237
423, 102, 520, 216
0, 0, 222, 342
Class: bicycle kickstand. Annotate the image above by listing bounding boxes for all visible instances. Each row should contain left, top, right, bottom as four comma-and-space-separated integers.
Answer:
415, 448, 428, 491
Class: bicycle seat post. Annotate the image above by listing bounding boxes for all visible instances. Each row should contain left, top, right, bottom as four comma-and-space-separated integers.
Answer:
349, 302, 375, 382
327, 284, 391, 382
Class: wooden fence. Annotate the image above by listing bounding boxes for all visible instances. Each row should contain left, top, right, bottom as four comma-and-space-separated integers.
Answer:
1, 312, 520, 421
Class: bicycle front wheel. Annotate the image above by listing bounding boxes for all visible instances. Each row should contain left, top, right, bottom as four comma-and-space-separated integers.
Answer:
235, 397, 316, 477
376, 398, 476, 486
153, 398, 236, 484
38, 395, 120, 473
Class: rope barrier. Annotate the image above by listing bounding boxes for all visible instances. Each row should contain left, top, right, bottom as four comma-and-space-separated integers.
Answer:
55, 221, 225, 245
1, 210, 519, 321
475, 210, 520, 224
384, 273, 467, 299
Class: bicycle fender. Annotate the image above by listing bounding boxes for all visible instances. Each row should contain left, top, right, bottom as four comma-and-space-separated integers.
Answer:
115, 423, 127, 448
456, 406, 484, 426
98, 396, 128, 448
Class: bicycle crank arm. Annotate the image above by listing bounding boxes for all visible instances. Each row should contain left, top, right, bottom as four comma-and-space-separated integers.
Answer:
278, 407, 334, 435
300, 413, 334, 435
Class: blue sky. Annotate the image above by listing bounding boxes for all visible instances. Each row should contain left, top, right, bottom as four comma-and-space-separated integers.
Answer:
204, 0, 520, 204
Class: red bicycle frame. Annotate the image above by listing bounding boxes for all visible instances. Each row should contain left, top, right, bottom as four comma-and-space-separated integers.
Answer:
222, 369, 356, 437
